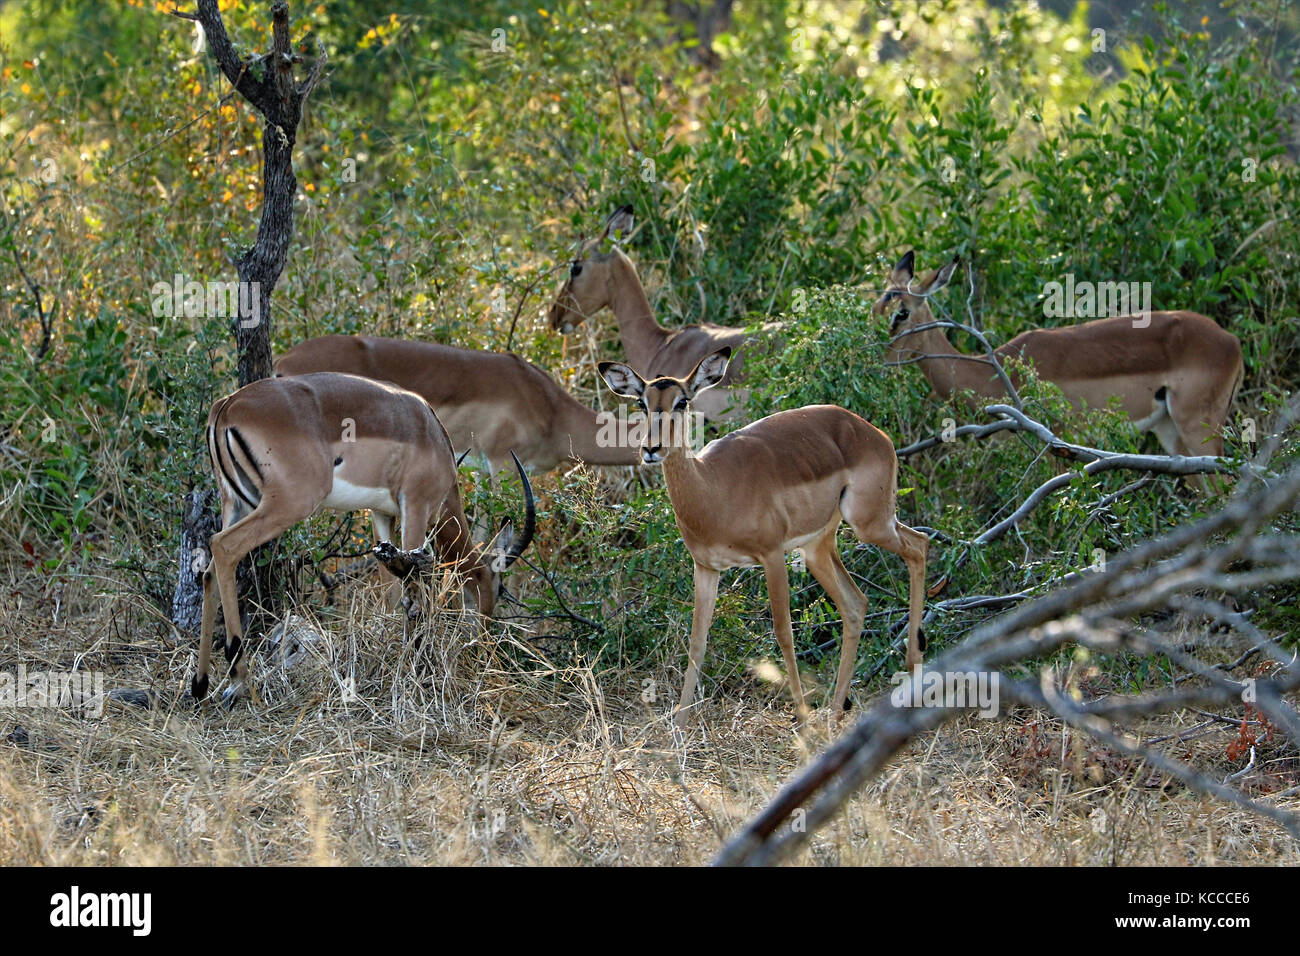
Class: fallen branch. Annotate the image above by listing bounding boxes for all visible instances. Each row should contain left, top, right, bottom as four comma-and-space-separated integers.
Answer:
952, 403, 1234, 546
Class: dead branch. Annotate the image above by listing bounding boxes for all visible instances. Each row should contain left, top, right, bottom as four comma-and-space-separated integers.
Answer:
899, 401, 1235, 546
896, 417, 1019, 457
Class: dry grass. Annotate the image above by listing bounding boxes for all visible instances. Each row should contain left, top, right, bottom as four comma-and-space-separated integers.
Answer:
1, 558, 1297, 867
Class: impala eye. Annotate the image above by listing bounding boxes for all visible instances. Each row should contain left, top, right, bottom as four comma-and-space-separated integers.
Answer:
674, 398, 689, 412
570, 261, 583, 277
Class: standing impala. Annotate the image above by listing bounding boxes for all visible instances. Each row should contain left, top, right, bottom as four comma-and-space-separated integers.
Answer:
191, 371, 535, 705
275, 336, 641, 473
548, 205, 781, 421
876, 251, 1244, 462
599, 348, 928, 727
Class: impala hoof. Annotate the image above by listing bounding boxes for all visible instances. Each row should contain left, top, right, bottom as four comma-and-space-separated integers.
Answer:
190, 673, 208, 701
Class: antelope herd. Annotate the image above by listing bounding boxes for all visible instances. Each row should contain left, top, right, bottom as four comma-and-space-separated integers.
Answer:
191, 205, 1244, 725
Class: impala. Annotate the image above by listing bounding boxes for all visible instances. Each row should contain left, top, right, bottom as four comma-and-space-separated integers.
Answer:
599, 348, 928, 727
191, 371, 535, 705
275, 335, 642, 473
876, 251, 1244, 463
548, 205, 781, 421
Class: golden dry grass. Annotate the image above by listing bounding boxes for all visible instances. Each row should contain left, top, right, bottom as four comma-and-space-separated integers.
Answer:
1, 559, 1297, 867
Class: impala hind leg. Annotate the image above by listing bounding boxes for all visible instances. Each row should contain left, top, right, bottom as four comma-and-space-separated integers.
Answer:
193, 495, 244, 701
1136, 387, 1181, 457
192, 561, 222, 701
762, 553, 811, 726
803, 526, 868, 716
205, 509, 299, 705
675, 563, 719, 729
1167, 382, 1234, 495
845, 508, 929, 670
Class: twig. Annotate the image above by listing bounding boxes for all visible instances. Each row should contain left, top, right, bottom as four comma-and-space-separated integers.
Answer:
517, 554, 605, 634
0, 204, 54, 364
504, 262, 565, 352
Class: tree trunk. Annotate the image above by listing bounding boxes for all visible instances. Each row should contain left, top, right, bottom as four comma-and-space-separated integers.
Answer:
170, 0, 326, 645
171, 487, 220, 637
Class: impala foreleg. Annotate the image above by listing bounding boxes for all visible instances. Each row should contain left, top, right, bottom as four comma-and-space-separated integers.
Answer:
675, 564, 719, 729
762, 554, 810, 726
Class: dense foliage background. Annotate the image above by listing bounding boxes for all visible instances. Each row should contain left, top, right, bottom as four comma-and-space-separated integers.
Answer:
2, 0, 1297, 699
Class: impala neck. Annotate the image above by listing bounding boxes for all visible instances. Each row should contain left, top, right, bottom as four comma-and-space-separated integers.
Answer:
608, 253, 670, 372
894, 310, 1003, 401
659, 445, 714, 530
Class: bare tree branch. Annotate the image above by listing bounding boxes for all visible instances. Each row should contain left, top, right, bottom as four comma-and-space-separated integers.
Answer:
193, 0, 266, 109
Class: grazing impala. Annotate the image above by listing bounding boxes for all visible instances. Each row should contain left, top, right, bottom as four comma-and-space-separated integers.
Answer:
275, 336, 641, 473
191, 371, 535, 705
876, 251, 1244, 462
599, 348, 928, 727
548, 205, 781, 421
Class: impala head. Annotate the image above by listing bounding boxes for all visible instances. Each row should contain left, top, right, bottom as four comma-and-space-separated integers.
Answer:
873, 250, 960, 360
598, 348, 730, 464
547, 204, 635, 334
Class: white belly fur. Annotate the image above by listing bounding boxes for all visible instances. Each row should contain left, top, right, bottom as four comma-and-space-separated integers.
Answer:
321, 476, 398, 515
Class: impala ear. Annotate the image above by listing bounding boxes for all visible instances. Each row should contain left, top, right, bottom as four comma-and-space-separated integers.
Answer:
688, 347, 731, 395
917, 256, 960, 296
601, 204, 634, 242
598, 361, 645, 398
891, 250, 915, 283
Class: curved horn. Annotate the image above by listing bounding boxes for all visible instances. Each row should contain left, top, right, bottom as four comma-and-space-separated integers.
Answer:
456, 448, 471, 468
499, 449, 536, 570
